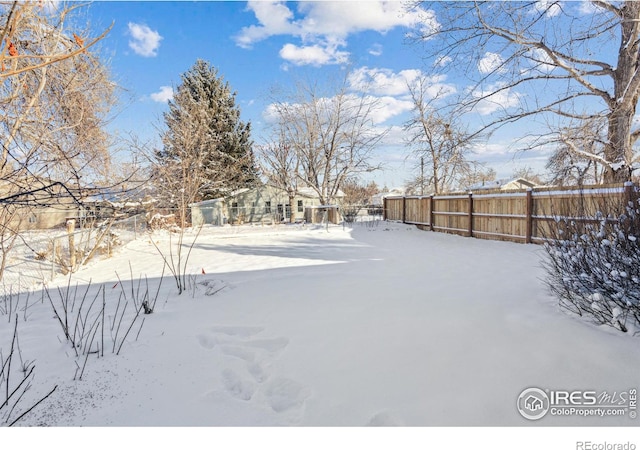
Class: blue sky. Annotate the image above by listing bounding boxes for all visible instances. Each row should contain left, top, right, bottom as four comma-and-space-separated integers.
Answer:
85, 0, 596, 188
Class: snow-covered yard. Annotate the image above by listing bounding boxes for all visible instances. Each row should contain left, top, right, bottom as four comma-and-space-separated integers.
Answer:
2, 221, 639, 428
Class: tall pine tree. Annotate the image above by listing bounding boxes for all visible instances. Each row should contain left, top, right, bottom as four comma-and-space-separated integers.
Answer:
156, 59, 258, 212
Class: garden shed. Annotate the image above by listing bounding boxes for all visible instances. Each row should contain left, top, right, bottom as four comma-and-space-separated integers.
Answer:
304, 205, 340, 224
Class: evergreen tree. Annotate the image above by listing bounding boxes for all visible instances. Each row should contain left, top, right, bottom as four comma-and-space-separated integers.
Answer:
156, 59, 258, 211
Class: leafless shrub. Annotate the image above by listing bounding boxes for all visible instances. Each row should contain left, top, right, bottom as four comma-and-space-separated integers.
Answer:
1, 316, 57, 426
43, 272, 161, 378
149, 224, 202, 295
541, 184, 640, 333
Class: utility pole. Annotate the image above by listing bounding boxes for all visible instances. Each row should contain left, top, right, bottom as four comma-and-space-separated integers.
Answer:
420, 156, 424, 196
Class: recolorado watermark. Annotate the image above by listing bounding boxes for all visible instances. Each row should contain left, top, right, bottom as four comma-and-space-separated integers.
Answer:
576, 442, 636, 450
517, 387, 637, 421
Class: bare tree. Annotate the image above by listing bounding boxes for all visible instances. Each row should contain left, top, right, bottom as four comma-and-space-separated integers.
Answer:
457, 164, 496, 191
545, 119, 608, 186
257, 134, 300, 223
1, 2, 115, 281
404, 77, 478, 194
267, 76, 386, 205
340, 178, 379, 222
511, 166, 546, 186
409, 1, 640, 182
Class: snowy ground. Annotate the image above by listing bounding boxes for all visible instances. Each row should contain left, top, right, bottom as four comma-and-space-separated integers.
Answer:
2, 220, 639, 429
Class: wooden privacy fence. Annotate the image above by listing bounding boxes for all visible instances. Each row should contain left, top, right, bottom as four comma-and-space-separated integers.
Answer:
383, 183, 638, 244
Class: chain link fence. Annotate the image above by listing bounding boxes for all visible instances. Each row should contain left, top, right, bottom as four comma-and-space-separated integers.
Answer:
1, 214, 147, 292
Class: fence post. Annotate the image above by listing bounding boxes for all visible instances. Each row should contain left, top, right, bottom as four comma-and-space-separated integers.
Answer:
383, 197, 387, 221
623, 181, 635, 208
525, 189, 533, 244
402, 197, 406, 224
51, 237, 57, 280
429, 194, 435, 231
467, 192, 474, 237
66, 219, 76, 272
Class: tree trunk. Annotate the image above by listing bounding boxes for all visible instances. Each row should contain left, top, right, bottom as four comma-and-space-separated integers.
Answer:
604, 105, 634, 182
605, 1, 640, 183
288, 195, 295, 223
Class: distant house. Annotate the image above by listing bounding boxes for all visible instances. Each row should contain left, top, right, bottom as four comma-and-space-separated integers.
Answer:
370, 187, 407, 206
82, 188, 154, 222
467, 178, 538, 192
5, 206, 80, 231
0, 177, 80, 231
190, 185, 344, 226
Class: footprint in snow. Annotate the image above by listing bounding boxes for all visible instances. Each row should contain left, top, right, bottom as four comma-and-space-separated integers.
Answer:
203, 324, 310, 418
242, 337, 289, 353
209, 325, 264, 338
221, 368, 256, 401
220, 345, 256, 362
196, 333, 222, 350
262, 377, 311, 413
247, 361, 270, 383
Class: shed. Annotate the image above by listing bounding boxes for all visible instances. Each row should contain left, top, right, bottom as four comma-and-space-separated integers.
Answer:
190, 198, 225, 226
304, 205, 340, 224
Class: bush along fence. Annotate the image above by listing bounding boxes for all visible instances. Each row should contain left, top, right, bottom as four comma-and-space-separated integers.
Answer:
383, 183, 638, 244
1, 213, 147, 291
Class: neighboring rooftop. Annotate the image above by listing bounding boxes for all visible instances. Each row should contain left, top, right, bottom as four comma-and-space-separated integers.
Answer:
467, 178, 538, 192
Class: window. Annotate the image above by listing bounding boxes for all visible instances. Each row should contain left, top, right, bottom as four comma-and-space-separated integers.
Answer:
297, 200, 303, 212
265, 201, 271, 213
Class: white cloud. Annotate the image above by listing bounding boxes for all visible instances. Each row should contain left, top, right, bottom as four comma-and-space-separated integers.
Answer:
348, 67, 456, 100
578, 0, 600, 15
293, 1, 435, 37
127, 22, 162, 57
433, 55, 452, 68
470, 141, 512, 157
235, 1, 439, 66
348, 67, 421, 96
235, 1, 297, 49
370, 96, 414, 124
279, 41, 349, 66
478, 52, 506, 75
150, 86, 173, 103
368, 43, 383, 57
470, 83, 522, 116
263, 91, 410, 131
532, 0, 563, 18
525, 48, 555, 74
378, 125, 407, 147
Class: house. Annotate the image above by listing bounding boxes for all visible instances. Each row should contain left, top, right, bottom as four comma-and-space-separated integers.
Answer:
81, 188, 154, 222
370, 187, 407, 206
190, 185, 344, 226
467, 178, 538, 192
0, 176, 81, 231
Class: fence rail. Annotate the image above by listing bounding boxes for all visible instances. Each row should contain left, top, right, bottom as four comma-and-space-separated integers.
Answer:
383, 183, 636, 244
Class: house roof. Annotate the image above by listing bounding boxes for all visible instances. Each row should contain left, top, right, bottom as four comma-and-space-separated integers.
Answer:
188, 198, 224, 207
467, 178, 537, 191
188, 184, 345, 207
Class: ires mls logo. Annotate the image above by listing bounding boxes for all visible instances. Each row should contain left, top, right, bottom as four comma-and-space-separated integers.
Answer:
517, 387, 550, 420
517, 387, 638, 421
